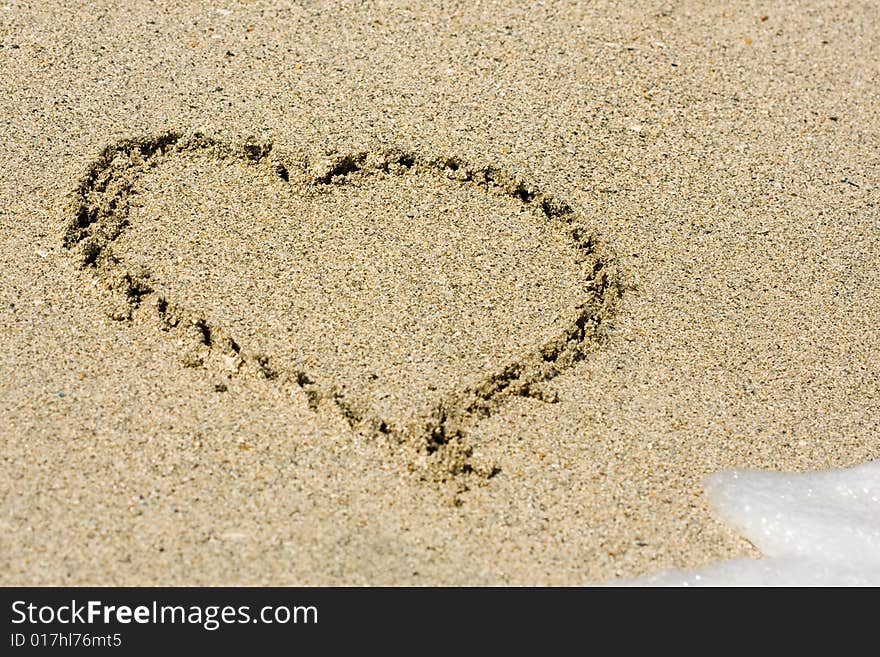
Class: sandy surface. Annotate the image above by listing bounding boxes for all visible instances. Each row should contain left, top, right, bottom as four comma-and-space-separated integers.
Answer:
1, 0, 878, 585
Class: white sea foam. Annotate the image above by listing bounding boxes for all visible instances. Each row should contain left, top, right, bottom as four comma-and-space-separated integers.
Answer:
633, 459, 880, 586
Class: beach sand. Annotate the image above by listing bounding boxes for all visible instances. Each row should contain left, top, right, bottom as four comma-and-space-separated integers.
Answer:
1, 0, 877, 584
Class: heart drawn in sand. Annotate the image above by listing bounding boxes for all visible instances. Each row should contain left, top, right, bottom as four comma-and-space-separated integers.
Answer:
62, 132, 618, 481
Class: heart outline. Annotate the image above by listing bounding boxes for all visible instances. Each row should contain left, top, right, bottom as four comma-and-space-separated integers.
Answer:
62, 131, 619, 482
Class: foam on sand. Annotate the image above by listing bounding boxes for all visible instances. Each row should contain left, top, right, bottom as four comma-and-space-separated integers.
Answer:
636, 459, 880, 586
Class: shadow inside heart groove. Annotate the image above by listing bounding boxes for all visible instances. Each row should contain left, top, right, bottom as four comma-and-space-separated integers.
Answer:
62, 132, 619, 482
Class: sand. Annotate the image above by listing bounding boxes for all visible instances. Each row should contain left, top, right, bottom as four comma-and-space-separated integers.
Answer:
1, 1, 878, 585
